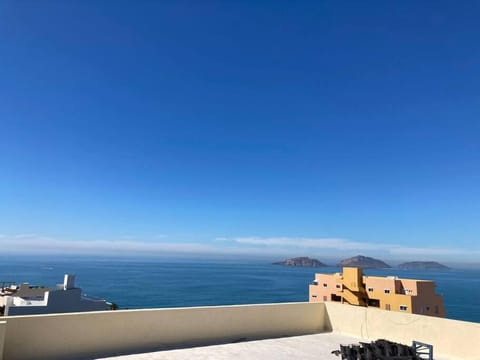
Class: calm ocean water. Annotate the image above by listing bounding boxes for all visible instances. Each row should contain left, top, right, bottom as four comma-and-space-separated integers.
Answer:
0, 256, 478, 323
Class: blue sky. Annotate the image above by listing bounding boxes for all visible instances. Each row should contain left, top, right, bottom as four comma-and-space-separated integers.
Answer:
1, 1, 479, 263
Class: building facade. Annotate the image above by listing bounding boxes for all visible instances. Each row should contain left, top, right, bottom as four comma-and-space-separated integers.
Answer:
309, 267, 446, 317
1, 274, 110, 316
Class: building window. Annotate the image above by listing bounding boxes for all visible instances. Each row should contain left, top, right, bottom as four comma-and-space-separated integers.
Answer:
426, 306, 430, 311
312, 295, 317, 298
331, 294, 342, 302
323, 283, 327, 287
384, 289, 390, 294
385, 304, 391, 311
400, 305, 408, 311
368, 288, 373, 292
323, 296, 327, 301
336, 284, 341, 289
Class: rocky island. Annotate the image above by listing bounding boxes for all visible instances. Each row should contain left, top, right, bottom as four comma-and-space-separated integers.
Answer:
337, 255, 391, 269
397, 261, 450, 270
273, 257, 326, 267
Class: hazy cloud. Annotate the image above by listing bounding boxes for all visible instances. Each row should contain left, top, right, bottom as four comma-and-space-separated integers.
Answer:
14, 233, 38, 239
214, 237, 229, 242
0, 234, 287, 257
389, 246, 480, 256
231, 236, 385, 250
218, 236, 480, 261
1, 235, 214, 255
154, 234, 169, 239
0, 234, 477, 262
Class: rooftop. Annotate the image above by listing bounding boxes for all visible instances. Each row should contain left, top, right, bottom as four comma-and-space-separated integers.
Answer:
1, 302, 478, 360
100, 333, 451, 360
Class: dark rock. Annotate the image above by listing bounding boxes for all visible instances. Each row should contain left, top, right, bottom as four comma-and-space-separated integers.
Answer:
397, 261, 450, 270
273, 257, 326, 267
337, 255, 391, 269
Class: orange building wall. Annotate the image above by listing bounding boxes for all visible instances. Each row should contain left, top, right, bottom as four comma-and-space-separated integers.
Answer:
309, 267, 445, 318
309, 273, 342, 302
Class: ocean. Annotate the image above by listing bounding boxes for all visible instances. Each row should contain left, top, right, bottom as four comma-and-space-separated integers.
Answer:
0, 256, 478, 323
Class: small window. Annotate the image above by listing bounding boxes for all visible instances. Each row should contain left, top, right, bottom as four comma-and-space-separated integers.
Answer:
323, 283, 328, 287
426, 306, 430, 311
400, 305, 408, 311
368, 287, 374, 292
331, 294, 342, 302
385, 304, 391, 310
323, 296, 327, 301
312, 295, 317, 298
384, 289, 390, 294
336, 284, 341, 289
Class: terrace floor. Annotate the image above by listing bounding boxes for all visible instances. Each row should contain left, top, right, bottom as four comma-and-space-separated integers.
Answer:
99, 332, 450, 360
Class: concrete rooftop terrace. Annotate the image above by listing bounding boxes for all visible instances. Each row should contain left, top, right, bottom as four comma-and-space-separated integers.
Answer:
1, 302, 478, 360
100, 333, 451, 360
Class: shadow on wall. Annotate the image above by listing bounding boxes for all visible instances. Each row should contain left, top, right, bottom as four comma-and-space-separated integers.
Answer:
323, 301, 333, 332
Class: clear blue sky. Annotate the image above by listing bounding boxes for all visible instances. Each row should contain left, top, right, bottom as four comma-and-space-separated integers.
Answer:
1, 1, 479, 263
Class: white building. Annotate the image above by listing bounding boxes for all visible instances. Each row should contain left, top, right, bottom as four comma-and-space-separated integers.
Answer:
2, 274, 110, 316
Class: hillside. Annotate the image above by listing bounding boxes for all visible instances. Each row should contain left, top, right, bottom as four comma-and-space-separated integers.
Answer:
273, 257, 326, 267
397, 261, 450, 270
337, 255, 391, 269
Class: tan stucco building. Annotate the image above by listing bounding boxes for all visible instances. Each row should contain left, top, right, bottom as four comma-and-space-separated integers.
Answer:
309, 267, 446, 317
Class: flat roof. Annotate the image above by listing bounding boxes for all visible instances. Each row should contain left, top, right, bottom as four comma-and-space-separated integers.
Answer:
363, 275, 434, 282
99, 332, 451, 360
315, 273, 435, 283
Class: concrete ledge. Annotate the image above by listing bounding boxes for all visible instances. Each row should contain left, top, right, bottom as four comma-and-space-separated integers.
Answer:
325, 301, 480, 360
3, 302, 479, 360
3, 302, 327, 360
0, 321, 6, 360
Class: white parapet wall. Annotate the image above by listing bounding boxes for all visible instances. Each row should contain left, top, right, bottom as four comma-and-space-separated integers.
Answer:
325, 301, 480, 360
1, 302, 327, 360
0, 321, 6, 360
2, 301, 479, 360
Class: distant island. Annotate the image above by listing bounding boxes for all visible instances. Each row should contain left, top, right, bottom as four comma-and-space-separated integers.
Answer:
274, 255, 450, 271
273, 257, 326, 267
337, 255, 391, 269
397, 261, 450, 270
